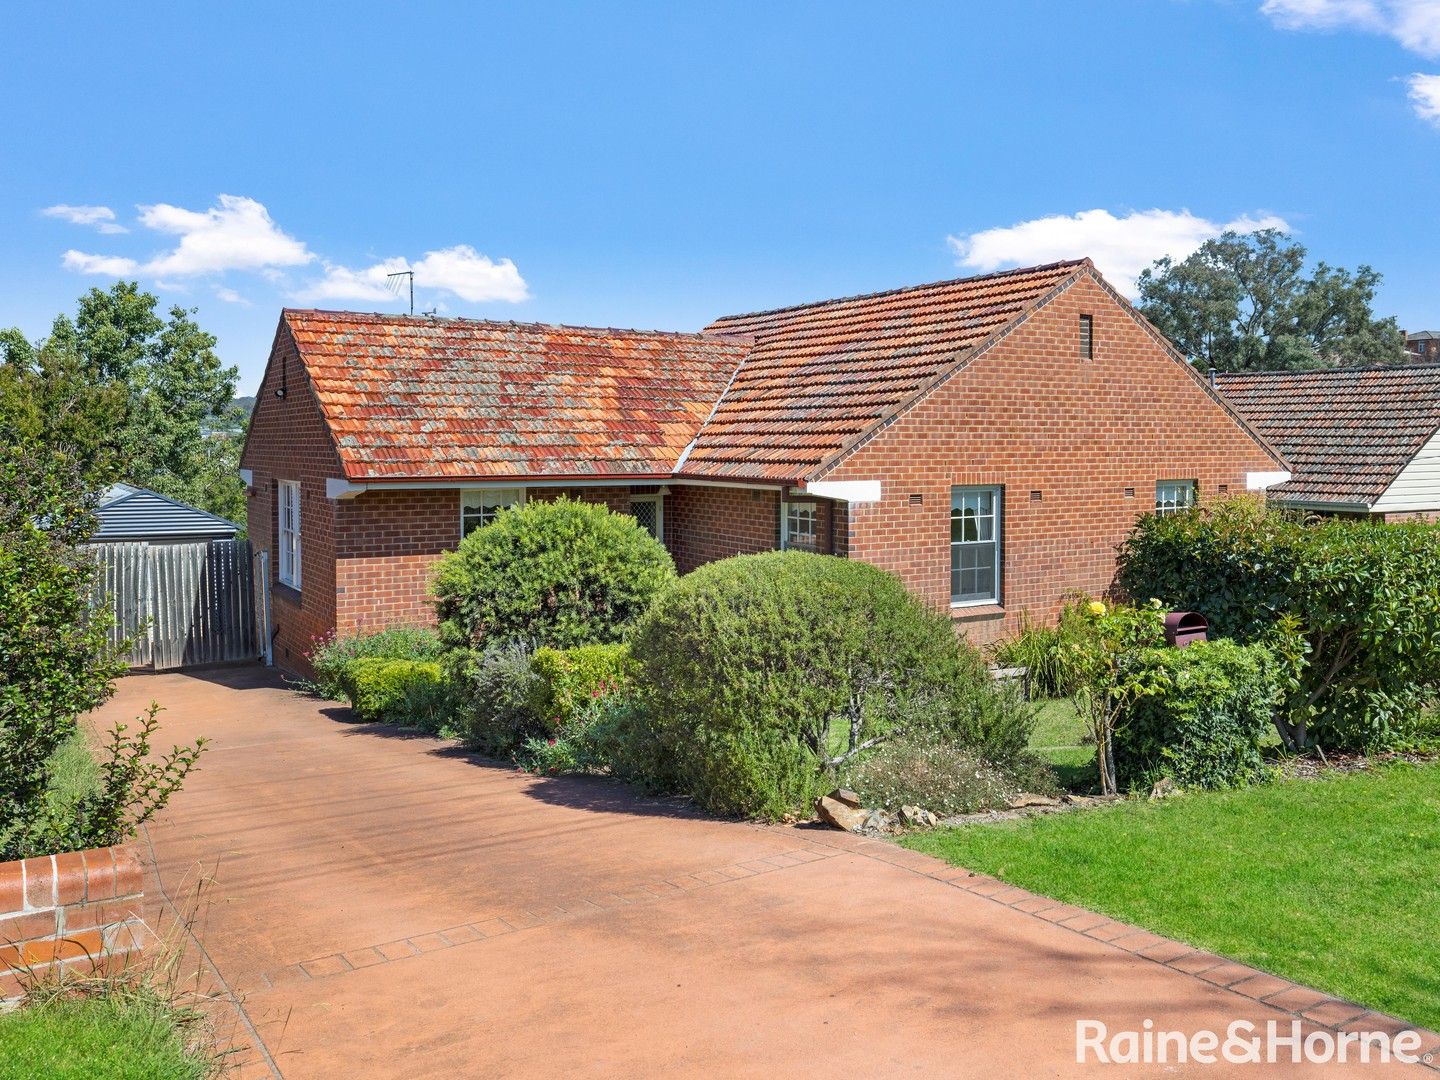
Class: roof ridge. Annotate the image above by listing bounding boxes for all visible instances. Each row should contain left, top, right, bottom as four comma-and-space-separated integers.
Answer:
708, 259, 1092, 326
1215, 363, 1440, 378
282, 308, 750, 344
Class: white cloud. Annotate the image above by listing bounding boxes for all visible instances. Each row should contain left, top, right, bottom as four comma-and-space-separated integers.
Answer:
297, 245, 530, 305
1261, 0, 1440, 57
136, 195, 313, 276
947, 208, 1290, 296
61, 250, 139, 276
1408, 71, 1440, 123
42, 204, 128, 234
55, 195, 529, 310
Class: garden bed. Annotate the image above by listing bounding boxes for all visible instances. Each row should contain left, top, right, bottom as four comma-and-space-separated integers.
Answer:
901, 760, 1440, 1031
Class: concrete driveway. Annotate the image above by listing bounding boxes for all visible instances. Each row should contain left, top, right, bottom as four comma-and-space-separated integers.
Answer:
96, 667, 1434, 1078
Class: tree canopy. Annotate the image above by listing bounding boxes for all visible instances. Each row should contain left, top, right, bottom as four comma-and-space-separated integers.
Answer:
1136, 229, 1406, 373
0, 282, 247, 522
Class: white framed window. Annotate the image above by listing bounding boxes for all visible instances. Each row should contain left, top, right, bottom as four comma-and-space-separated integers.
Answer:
1155, 480, 1197, 516
951, 486, 1001, 605
277, 480, 302, 589
629, 495, 663, 541
782, 500, 819, 552
460, 488, 525, 537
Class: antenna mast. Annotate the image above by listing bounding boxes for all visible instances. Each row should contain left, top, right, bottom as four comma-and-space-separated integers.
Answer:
386, 270, 415, 315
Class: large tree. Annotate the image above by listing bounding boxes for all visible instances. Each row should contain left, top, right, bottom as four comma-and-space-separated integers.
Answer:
1, 283, 243, 519
1136, 229, 1407, 372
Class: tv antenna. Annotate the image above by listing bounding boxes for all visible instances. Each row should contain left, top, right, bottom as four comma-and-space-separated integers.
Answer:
386, 270, 415, 315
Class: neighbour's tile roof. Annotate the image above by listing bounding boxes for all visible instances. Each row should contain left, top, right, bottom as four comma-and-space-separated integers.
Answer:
685, 260, 1089, 479
1215, 365, 1440, 505
283, 311, 749, 480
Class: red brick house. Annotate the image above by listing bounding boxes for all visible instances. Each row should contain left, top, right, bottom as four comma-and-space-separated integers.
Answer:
240, 259, 1287, 672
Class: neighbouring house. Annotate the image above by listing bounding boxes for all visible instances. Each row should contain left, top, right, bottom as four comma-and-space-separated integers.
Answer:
94, 483, 241, 544
240, 259, 1288, 673
1215, 365, 1440, 521
1406, 330, 1440, 360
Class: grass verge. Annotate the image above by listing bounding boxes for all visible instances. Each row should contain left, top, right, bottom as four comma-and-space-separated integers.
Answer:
0, 988, 213, 1080
903, 761, 1440, 1030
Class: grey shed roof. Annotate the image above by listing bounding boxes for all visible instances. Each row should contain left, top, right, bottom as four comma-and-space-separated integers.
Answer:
94, 484, 241, 542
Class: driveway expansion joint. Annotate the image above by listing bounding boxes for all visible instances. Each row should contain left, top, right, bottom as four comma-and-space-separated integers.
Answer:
263, 845, 842, 987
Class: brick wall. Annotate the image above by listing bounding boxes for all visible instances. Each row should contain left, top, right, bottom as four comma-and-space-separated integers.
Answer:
240, 322, 345, 673
0, 846, 146, 1003
666, 485, 783, 573
824, 271, 1282, 646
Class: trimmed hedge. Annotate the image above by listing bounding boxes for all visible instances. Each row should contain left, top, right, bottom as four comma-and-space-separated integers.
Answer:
630, 550, 1036, 819
307, 625, 443, 700
431, 497, 675, 650
529, 643, 636, 729
1114, 640, 1280, 791
1117, 499, 1440, 750
341, 658, 443, 725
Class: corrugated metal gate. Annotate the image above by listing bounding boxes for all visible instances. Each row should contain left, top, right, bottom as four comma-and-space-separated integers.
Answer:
86, 539, 267, 670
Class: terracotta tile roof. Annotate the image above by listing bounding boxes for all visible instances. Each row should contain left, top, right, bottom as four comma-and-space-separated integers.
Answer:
283, 310, 749, 481
684, 260, 1090, 480
1215, 365, 1440, 505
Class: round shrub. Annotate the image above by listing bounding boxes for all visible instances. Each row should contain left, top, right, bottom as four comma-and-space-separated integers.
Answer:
431, 497, 675, 650
630, 550, 1035, 819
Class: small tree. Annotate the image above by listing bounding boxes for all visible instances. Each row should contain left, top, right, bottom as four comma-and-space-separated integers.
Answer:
431, 496, 675, 650
0, 430, 206, 859
1067, 599, 1166, 796
0, 437, 122, 835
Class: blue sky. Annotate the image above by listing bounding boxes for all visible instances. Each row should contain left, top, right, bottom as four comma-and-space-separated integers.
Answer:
4, 0, 1439, 393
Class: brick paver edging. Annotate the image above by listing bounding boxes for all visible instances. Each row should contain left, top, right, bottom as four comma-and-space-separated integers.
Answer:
0, 845, 146, 1003
794, 828, 1440, 1070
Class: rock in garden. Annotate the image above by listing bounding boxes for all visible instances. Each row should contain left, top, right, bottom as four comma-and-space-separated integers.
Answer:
815, 794, 867, 832
899, 805, 938, 828
861, 808, 895, 834
1007, 793, 1062, 809
827, 788, 863, 810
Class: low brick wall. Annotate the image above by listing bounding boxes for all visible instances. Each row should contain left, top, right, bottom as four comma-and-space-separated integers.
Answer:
0, 846, 146, 1002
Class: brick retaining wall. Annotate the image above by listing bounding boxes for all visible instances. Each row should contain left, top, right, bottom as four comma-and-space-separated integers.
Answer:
0, 846, 146, 1002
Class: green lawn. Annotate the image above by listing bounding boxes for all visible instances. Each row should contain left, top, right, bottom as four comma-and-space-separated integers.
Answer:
1028, 698, 1096, 792
0, 994, 212, 1080
904, 762, 1440, 1030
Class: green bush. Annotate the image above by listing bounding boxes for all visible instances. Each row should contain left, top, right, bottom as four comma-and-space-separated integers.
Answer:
306, 625, 443, 700
529, 643, 636, 729
431, 497, 676, 651
341, 658, 443, 725
990, 606, 1090, 698
448, 641, 542, 755
630, 550, 1037, 819
1117, 498, 1440, 751
844, 732, 1055, 816
1114, 640, 1281, 791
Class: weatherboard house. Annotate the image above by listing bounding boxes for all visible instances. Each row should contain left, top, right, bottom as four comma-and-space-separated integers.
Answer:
239, 259, 1288, 673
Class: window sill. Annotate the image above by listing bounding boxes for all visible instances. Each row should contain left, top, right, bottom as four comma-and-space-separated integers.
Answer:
951, 603, 1005, 621
273, 582, 302, 605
